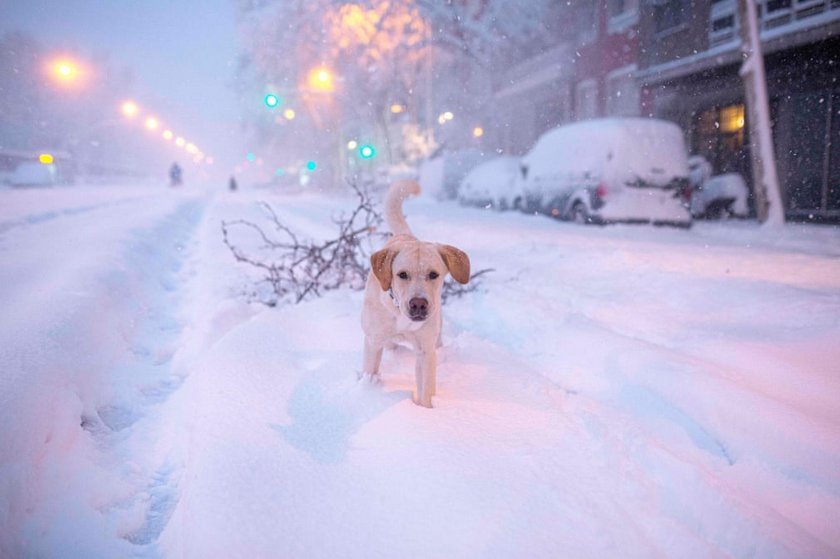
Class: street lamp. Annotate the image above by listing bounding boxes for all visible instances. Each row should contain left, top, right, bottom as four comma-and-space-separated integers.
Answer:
48, 58, 83, 86
307, 65, 335, 92
144, 116, 159, 131
121, 100, 139, 118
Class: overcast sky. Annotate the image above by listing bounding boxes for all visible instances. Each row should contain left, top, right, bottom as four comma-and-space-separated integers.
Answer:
0, 0, 245, 171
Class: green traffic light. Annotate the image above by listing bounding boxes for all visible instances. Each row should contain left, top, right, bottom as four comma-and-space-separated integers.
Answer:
306, 161, 317, 171
264, 94, 280, 108
359, 144, 376, 159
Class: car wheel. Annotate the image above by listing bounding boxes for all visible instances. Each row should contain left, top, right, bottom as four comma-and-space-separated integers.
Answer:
705, 199, 733, 220
572, 202, 589, 224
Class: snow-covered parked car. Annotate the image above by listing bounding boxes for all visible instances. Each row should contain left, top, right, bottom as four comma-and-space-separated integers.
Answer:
8, 161, 59, 187
519, 118, 692, 226
457, 156, 522, 210
687, 155, 749, 218
423, 148, 489, 200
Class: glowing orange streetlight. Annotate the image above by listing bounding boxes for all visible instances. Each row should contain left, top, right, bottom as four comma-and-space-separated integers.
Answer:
121, 100, 139, 118
48, 58, 83, 86
162, 130, 174, 140
144, 117, 159, 131
283, 108, 296, 120
307, 65, 335, 92
175, 137, 186, 147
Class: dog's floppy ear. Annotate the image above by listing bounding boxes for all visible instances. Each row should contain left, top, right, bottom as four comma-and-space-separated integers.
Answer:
438, 245, 470, 284
370, 248, 398, 291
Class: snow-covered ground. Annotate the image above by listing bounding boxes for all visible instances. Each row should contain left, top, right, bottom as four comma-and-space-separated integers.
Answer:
1, 183, 839, 558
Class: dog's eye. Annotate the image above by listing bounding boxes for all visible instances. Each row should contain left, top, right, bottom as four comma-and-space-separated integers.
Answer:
429, 271, 440, 280
397, 271, 409, 280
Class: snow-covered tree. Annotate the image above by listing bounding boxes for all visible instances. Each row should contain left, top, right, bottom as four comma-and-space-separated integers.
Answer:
234, 0, 555, 171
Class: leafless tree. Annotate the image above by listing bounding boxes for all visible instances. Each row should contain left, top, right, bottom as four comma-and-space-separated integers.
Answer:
222, 180, 491, 306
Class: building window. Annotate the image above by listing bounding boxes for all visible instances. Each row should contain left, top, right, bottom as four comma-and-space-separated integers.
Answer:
767, 0, 793, 13
709, 0, 737, 45
694, 104, 747, 178
607, 0, 639, 32
709, 0, 835, 40
719, 104, 745, 133
653, 0, 689, 34
576, 0, 597, 43
763, 0, 793, 28
576, 79, 598, 121
712, 14, 735, 32
606, 66, 640, 117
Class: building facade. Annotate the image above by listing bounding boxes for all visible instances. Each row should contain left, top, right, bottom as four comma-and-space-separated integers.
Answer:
491, 0, 643, 154
638, 0, 840, 220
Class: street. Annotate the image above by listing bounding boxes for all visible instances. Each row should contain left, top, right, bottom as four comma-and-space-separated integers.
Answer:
1, 183, 838, 557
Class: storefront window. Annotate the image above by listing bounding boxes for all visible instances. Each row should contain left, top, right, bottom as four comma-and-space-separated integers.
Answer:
694, 104, 747, 177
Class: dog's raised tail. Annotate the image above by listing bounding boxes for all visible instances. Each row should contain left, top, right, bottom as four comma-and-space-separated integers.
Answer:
384, 179, 421, 236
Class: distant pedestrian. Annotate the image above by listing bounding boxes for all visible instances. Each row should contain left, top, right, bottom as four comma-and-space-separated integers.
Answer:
169, 162, 182, 187
229, 176, 238, 192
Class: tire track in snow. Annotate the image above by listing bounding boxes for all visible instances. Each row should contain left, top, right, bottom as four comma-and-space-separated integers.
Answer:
0, 192, 156, 235
0, 192, 206, 557
82, 196, 208, 551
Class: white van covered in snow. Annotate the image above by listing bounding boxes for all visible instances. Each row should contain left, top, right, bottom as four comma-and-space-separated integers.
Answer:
519, 118, 692, 226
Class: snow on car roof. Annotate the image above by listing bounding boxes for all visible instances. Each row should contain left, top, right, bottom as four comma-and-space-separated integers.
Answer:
461, 156, 519, 197
522, 118, 689, 184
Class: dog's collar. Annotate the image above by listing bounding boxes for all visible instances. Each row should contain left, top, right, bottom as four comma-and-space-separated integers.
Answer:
387, 287, 399, 308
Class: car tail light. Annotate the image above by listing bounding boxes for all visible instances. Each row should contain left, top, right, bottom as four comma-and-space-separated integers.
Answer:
680, 180, 692, 203
596, 183, 608, 199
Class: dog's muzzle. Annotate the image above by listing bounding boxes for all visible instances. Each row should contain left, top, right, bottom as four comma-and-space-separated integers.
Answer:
408, 297, 429, 321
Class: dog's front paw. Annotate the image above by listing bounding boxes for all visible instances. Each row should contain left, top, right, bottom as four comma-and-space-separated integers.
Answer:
358, 371, 382, 385
412, 394, 434, 408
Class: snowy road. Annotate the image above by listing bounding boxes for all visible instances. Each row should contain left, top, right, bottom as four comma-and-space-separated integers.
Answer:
1, 184, 839, 558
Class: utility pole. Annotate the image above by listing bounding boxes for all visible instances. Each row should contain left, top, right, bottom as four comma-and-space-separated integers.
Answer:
737, 0, 785, 225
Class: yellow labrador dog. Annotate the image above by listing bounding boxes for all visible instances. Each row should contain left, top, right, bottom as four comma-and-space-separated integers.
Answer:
361, 180, 470, 407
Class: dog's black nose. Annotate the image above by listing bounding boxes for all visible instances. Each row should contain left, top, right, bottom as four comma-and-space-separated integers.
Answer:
408, 297, 428, 320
